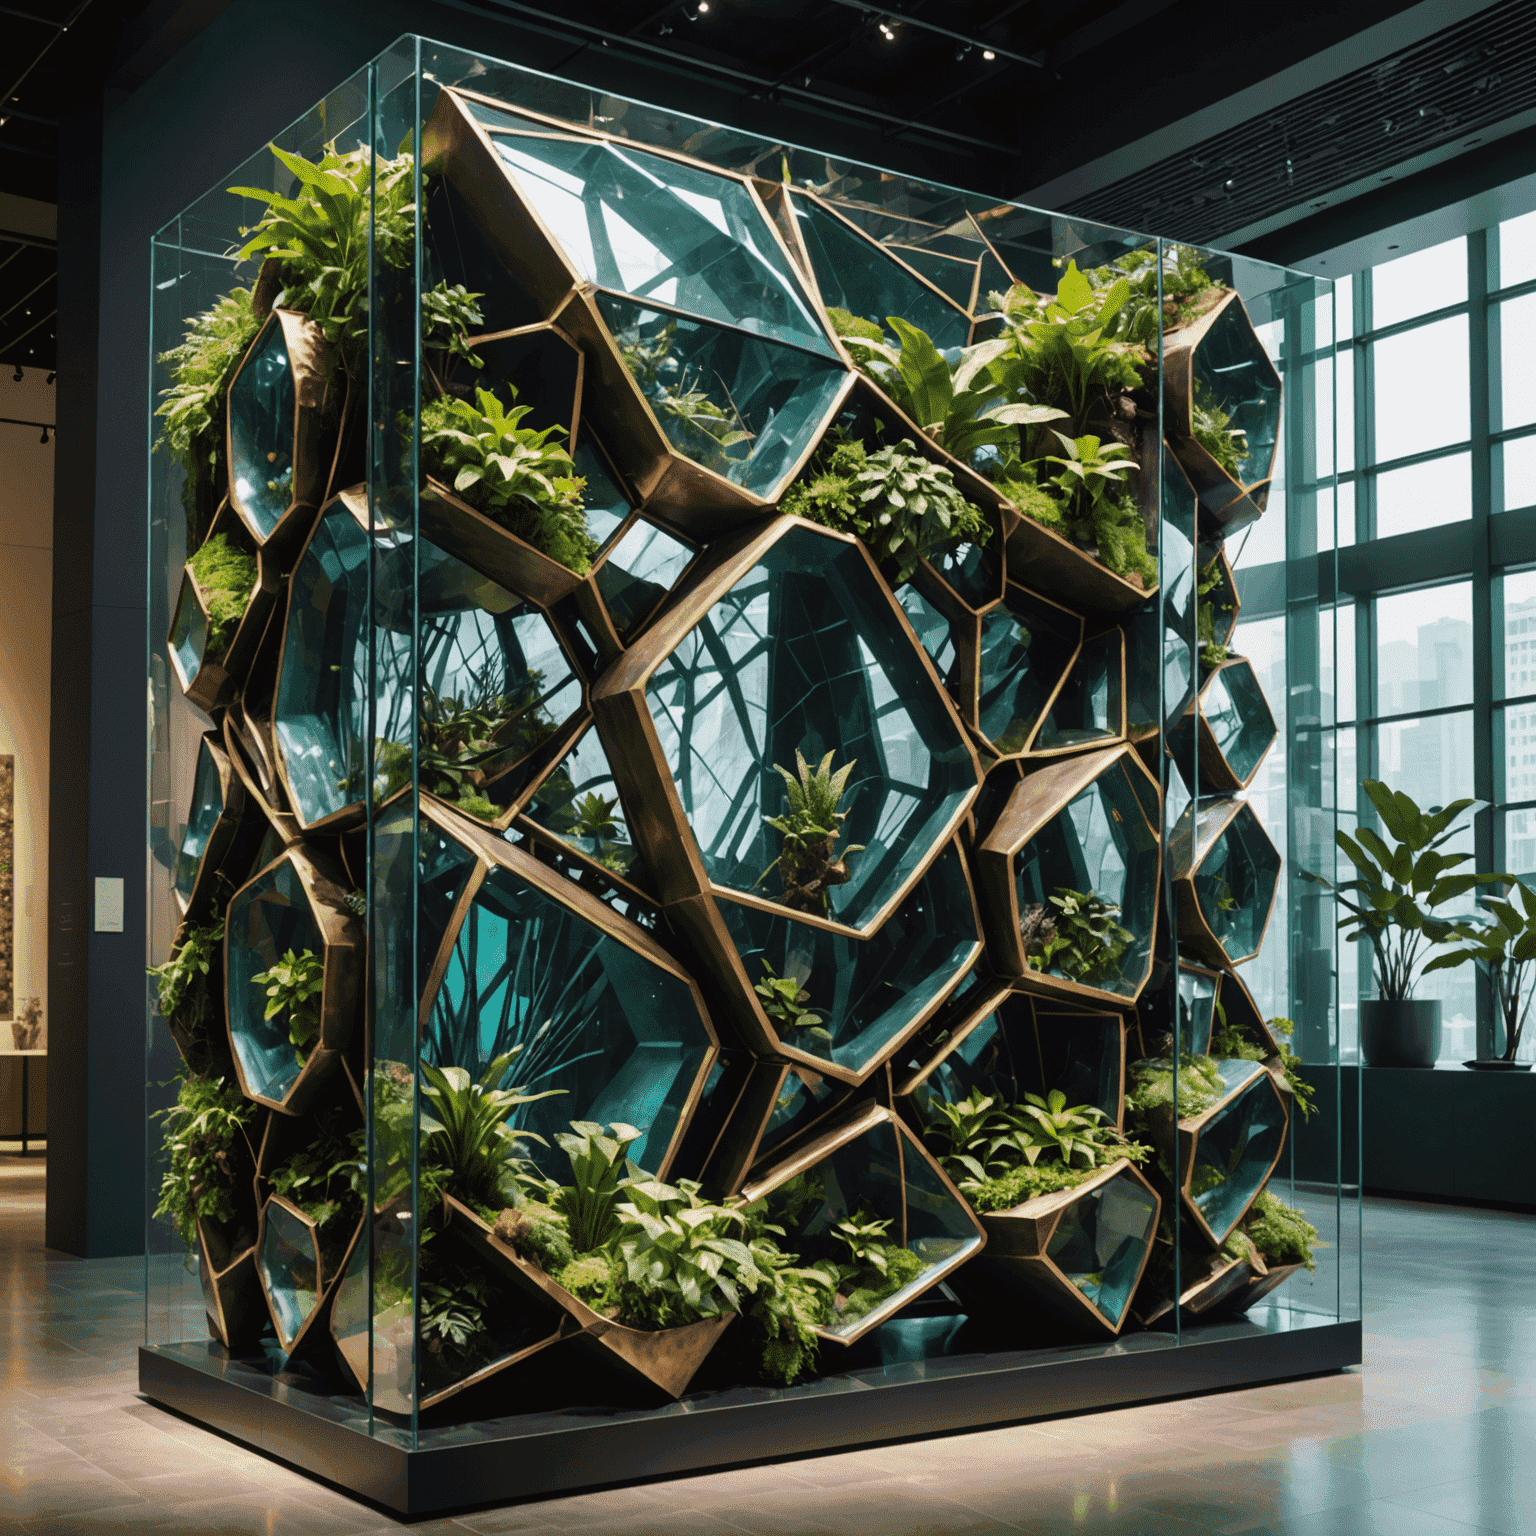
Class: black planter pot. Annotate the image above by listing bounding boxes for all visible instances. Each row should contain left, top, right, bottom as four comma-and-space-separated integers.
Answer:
1360, 999, 1441, 1068
1463, 1058, 1533, 1071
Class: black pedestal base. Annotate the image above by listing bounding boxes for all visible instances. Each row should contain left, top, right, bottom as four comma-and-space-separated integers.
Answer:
140, 1311, 1361, 1516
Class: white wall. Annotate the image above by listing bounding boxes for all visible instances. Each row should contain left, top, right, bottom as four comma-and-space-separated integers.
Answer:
0, 365, 55, 1028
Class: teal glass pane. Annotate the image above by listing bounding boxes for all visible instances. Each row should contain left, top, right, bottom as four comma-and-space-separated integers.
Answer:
598, 295, 846, 498
520, 724, 638, 880
645, 525, 977, 929
1045, 1170, 1158, 1327
1035, 630, 1122, 752
274, 504, 581, 826
420, 860, 711, 1178
929, 538, 998, 609
976, 591, 1080, 755
788, 193, 969, 350
173, 737, 225, 907
573, 438, 631, 548
976, 246, 1014, 309
720, 841, 979, 1074
168, 576, 207, 690
894, 583, 956, 679
759, 1118, 980, 1340
758, 1065, 849, 1164
1178, 967, 1218, 1055
888, 244, 978, 309
228, 317, 296, 537
1014, 760, 1160, 997
486, 130, 832, 354
258, 1200, 320, 1348
1193, 300, 1280, 486
596, 518, 692, 637
1193, 802, 1281, 962
1191, 1067, 1286, 1242
1125, 456, 1197, 735
1204, 660, 1277, 784
226, 858, 323, 1104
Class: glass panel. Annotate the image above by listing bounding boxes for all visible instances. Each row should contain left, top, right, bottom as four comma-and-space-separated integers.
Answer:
172, 736, 225, 909
1503, 806, 1536, 883
1499, 293, 1536, 432
595, 518, 692, 637
1497, 701, 1536, 804
1370, 236, 1466, 330
1191, 802, 1281, 963
258, 1201, 320, 1348
1192, 297, 1282, 487
894, 582, 956, 679
486, 129, 833, 354
1501, 570, 1536, 699
1035, 630, 1121, 752
1371, 316, 1469, 464
788, 191, 970, 350
1374, 451, 1471, 535
889, 243, 979, 310
521, 724, 638, 879
228, 316, 296, 537
1178, 967, 1218, 1055
976, 590, 1081, 755
1204, 659, 1278, 784
1336, 345, 1355, 475
167, 576, 207, 689
1046, 1169, 1159, 1328
1499, 208, 1536, 290
1189, 1065, 1287, 1242
929, 538, 998, 610
1373, 582, 1473, 714
598, 293, 847, 498
573, 437, 632, 546
646, 525, 977, 929
1500, 432, 1536, 512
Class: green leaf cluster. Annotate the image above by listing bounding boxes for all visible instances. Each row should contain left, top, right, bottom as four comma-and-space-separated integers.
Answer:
757, 748, 866, 914
1039, 433, 1156, 586
188, 533, 257, 660
419, 388, 597, 574
250, 948, 324, 1066
153, 287, 260, 465
1192, 379, 1247, 480
1245, 1187, 1319, 1271
147, 920, 224, 1020
1088, 244, 1220, 346
1302, 779, 1506, 1001
1124, 1054, 1226, 1119
613, 319, 752, 466
1207, 1008, 1317, 1121
1023, 886, 1135, 987
754, 960, 832, 1041
153, 1071, 258, 1249
1196, 556, 1233, 667
1424, 880, 1536, 1061
548, 1120, 642, 1252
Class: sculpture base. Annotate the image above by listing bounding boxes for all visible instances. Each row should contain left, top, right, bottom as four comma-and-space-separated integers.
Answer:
140, 1310, 1360, 1516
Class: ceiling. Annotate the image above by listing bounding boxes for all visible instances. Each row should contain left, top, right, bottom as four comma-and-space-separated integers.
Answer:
1, 0, 1532, 373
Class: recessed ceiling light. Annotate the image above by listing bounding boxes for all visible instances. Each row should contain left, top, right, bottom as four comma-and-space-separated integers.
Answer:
982, 49, 995, 60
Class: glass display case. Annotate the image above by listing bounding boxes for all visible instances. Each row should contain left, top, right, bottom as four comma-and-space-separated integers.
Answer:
144, 35, 1356, 1514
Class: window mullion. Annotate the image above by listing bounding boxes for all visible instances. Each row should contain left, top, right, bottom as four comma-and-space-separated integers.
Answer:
1470, 226, 1495, 1059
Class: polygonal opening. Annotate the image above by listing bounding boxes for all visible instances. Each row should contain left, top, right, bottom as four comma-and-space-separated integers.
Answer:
258, 1197, 322, 1351
1200, 659, 1278, 789
520, 722, 642, 885
975, 588, 1081, 756
1192, 298, 1281, 489
894, 583, 957, 680
228, 314, 298, 540
1033, 629, 1124, 754
1124, 452, 1198, 738
1177, 964, 1220, 1056
1046, 1167, 1160, 1328
1188, 800, 1281, 964
1188, 1063, 1288, 1243
593, 516, 695, 638
168, 574, 210, 693
174, 735, 227, 910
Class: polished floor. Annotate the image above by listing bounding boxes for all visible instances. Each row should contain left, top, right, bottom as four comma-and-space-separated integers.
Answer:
1, 1152, 1532, 1535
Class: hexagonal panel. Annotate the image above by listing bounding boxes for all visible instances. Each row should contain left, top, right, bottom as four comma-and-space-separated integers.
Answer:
947, 1159, 1160, 1338
593, 515, 980, 935
226, 308, 336, 547
976, 744, 1162, 1003
736, 1104, 984, 1345
1177, 1060, 1289, 1246
273, 488, 584, 832
224, 846, 360, 1114
415, 798, 718, 1182
1172, 798, 1282, 967
1171, 657, 1278, 796
1031, 629, 1126, 756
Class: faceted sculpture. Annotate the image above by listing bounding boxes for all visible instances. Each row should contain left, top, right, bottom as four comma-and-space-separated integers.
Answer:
1171, 656, 1278, 795
172, 733, 251, 919
962, 583, 1083, 759
976, 743, 1162, 1004
224, 845, 361, 1114
273, 487, 584, 832
737, 1104, 985, 1345
1172, 798, 1282, 967
414, 797, 718, 1182
196, 1216, 265, 1351
1174, 1059, 1289, 1247
1164, 291, 1282, 534
255, 1193, 361, 1358
226, 308, 339, 547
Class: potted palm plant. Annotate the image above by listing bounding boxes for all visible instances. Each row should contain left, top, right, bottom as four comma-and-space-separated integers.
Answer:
1424, 880, 1536, 1071
1304, 780, 1504, 1068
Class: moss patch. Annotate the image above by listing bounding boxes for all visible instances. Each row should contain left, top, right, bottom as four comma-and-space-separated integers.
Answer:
189, 533, 257, 660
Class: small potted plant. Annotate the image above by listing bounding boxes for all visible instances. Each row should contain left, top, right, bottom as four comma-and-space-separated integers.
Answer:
1304, 780, 1504, 1068
1424, 880, 1536, 1071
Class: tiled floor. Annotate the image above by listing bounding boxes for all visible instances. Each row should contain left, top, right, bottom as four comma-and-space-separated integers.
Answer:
2, 1151, 1533, 1534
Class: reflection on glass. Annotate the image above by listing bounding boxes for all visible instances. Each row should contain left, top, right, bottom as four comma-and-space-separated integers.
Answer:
1046, 1169, 1158, 1326
1203, 660, 1277, 785
1192, 299, 1281, 487
1374, 452, 1470, 536
173, 737, 225, 908
420, 858, 712, 1179
520, 723, 636, 878
487, 130, 832, 353
1189, 1062, 1286, 1242
976, 590, 1080, 755
598, 294, 846, 497
646, 525, 977, 929
1177, 967, 1218, 1055
1373, 583, 1473, 713
574, 438, 632, 548
929, 539, 997, 609
228, 318, 296, 537
1372, 316, 1469, 464
889, 243, 978, 310
720, 841, 979, 1074
1502, 433, 1536, 513
168, 576, 208, 689
596, 518, 692, 636
1191, 802, 1280, 962
895, 583, 957, 679
258, 1198, 320, 1348
1035, 630, 1121, 752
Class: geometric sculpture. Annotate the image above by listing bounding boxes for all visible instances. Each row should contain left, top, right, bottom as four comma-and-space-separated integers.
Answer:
254, 1193, 361, 1358
196, 1214, 265, 1351
1170, 655, 1278, 795
173, 732, 247, 917
1172, 798, 1283, 967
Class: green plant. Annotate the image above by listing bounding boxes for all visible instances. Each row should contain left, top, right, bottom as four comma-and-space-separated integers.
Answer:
1124, 1054, 1226, 1119
824, 1207, 923, 1324
754, 961, 832, 1041
964, 1161, 1100, 1213
825, 306, 885, 345
1039, 432, 1156, 586
549, 1120, 643, 1253
266, 1105, 362, 1263
421, 282, 486, 387
1425, 880, 1536, 1062
251, 948, 324, 1066
1196, 556, 1233, 667
1023, 887, 1134, 987
419, 388, 597, 574
923, 1087, 1021, 1186
188, 533, 257, 660
1088, 244, 1220, 345
1301, 779, 1505, 1001
758, 748, 866, 914
1207, 1007, 1316, 1121
1245, 1187, 1319, 1272
153, 1071, 258, 1249
420, 1262, 497, 1376
492, 1200, 575, 1274
148, 920, 224, 1019
613, 319, 752, 460
733, 1216, 835, 1386
568, 792, 633, 875
1192, 379, 1247, 480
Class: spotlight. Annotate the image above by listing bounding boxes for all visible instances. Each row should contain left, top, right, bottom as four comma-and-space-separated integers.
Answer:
982, 49, 995, 60
698, 1, 709, 10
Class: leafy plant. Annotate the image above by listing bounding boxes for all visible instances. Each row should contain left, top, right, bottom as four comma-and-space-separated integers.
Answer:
420, 1265, 497, 1371
421, 281, 485, 388
1039, 432, 1156, 586
613, 319, 752, 460
754, 961, 832, 1041
1208, 1006, 1317, 1121
1424, 880, 1536, 1061
153, 1071, 258, 1249
148, 920, 224, 1019
1124, 1054, 1226, 1119
1089, 244, 1220, 345
1196, 556, 1233, 667
736, 1227, 835, 1386
188, 533, 257, 660
1023, 887, 1134, 987
251, 948, 324, 1066
1192, 379, 1247, 480
823, 1206, 923, 1323
419, 388, 596, 574
1245, 1187, 1319, 1271
1301, 779, 1505, 1001
549, 1120, 643, 1253
758, 749, 866, 914
568, 792, 632, 875
492, 1200, 574, 1274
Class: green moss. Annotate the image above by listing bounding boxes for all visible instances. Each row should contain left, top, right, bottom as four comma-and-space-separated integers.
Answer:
966, 1160, 1097, 1213
993, 463, 1066, 532
1246, 1188, 1319, 1271
188, 533, 257, 660
493, 1201, 574, 1274
760, 1333, 809, 1386
835, 1243, 924, 1324
555, 1251, 618, 1309
1125, 1055, 1226, 1119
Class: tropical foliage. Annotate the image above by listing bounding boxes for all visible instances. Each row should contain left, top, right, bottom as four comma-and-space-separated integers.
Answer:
250, 948, 325, 1066
188, 533, 257, 660
1020, 887, 1135, 988
153, 1072, 259, 1249
758, 749, 865, 915
1425, 880, 1536, 1061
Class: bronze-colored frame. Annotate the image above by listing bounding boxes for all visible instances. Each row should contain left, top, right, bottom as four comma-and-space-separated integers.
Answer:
975, 742, 1164, 1003
195, 1214, 266, 1351
173, 732, 246, 921
254, 1192, 364, 1362
1176, 654, 1278, 796
1171, 796, 1282, 968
